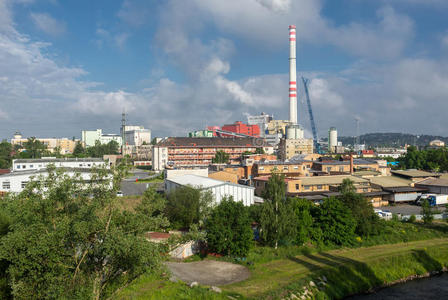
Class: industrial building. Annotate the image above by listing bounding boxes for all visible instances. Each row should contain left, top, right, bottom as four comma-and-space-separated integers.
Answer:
278, 138, 314, 159
152, 137, 272, 171
312, 158, 379, 174
164, 174, 255, 206
123, 126, 151, 147
328, 127, 337, 153
221, 121, 260, 137
12, 158, 106, 172
247, 113, 272, 137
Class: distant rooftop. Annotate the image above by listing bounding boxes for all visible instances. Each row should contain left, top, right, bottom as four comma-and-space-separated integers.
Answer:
391, 169, 439, 178
415, 177, 448, 187
13, 158, 104, 163
314, 159, 377, 165
156, 137, 265, 148
369, 176, 412, 188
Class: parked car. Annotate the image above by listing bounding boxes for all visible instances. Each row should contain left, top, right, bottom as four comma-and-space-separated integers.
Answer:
116, 191, 123, 197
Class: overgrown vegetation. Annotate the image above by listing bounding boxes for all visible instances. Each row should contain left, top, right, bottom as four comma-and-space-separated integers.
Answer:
398, 145, 448, 171
0, 166, 168, 299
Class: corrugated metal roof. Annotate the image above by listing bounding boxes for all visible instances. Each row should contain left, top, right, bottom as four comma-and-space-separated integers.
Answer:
369, 176, 412, 188
415, 177, 448, 187
167, 174, 254, 189
299, 175, 368, 185
391, 169, 438, 178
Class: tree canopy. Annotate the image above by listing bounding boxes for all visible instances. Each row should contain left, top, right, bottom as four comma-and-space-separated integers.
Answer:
212, 150, 230, 164
0, 166, 167, 299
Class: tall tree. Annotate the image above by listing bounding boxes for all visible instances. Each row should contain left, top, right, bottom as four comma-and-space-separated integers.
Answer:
73, 142, 85, 157
421, 199, 434, 224
0, 166, 166, 299
212, 150, 230, 164
260, 173, 297, 248
0, 141, 13, 169
23, 137, 46, 158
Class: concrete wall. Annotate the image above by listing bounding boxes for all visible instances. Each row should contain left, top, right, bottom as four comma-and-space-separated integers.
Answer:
165, 169, 208, 180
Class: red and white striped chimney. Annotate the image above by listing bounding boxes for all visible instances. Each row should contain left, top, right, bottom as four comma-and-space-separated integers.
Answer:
289, 25, 297, 124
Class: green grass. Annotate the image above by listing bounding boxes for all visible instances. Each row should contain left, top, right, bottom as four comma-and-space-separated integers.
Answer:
134, 178, 164, 183
115, 222, 448, 300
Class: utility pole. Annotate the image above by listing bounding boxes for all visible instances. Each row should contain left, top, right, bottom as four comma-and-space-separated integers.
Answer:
121, 111, 126, 160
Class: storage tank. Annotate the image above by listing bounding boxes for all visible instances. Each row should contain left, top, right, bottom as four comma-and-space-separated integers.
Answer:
286, 124, 304, 139
328, 127, 337, 153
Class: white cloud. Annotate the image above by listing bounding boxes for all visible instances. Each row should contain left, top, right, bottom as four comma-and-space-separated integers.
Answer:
30, 12, 66, 37
117, 0, 152, 27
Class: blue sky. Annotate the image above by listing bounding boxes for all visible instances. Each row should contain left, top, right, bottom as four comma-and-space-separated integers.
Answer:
1, 0, 448, 140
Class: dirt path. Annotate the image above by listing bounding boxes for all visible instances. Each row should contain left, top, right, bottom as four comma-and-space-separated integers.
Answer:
166, 260, 250, 286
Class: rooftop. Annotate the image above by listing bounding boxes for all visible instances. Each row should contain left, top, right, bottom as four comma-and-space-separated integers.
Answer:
369, 176, 412, 188
166, 174, 254, 189
299, 175, 369, 185
0, 167, 104, 178
156, 137, 266, 148
415, 177, 448, 187
391, 169, 439, 178
13, 158, 104, 163
314, 159, 377, 165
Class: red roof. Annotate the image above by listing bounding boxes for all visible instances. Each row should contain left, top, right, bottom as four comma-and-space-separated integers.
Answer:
0, 169, 10, 174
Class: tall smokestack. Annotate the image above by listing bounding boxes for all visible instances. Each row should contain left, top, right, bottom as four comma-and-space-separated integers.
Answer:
289, 25, 297, 125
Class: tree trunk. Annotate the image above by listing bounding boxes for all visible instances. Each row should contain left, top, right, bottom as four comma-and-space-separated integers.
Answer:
92, 272, 102, 300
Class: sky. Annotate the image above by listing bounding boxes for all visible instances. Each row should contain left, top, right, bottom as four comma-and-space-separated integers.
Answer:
1, 0, 448, 140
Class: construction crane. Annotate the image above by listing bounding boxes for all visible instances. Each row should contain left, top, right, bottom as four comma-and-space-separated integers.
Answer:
301, 77, 321, 154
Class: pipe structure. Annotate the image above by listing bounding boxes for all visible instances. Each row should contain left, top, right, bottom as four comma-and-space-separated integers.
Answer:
289, 25, 297, 125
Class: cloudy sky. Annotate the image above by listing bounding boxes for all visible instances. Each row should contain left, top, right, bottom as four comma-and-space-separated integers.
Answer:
1, 0, 448, 140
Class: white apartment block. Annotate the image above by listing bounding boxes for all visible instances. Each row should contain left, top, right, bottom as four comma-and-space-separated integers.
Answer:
81, 129, 122, 147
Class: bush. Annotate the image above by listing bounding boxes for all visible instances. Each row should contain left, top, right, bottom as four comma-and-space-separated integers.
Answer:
408, 215, 416, 223
313, 198, 356, 246
205, 197, 253, 257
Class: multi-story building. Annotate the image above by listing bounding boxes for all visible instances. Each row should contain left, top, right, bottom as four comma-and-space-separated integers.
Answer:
312, 158, 379, 174
152, 137, 268, 170
11, 132, 78, 154
221, 121, 260, 137
254, 161, 312, 178
81, 129, 122, 147
278, 137, 314, 159
121, 126, 151, 147
266, 120, 290, 135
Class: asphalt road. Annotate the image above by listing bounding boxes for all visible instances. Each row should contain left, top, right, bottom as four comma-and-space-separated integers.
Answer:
378, 204, 446, 216
120, 169, 163, 196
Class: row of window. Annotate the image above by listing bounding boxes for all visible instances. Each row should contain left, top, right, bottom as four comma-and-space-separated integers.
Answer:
1, 181, 28, 189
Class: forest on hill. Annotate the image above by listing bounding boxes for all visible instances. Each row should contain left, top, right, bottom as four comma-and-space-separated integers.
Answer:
336, 133, 448, 148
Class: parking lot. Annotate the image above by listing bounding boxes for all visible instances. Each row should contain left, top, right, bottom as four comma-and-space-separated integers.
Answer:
378, 203, 447, 216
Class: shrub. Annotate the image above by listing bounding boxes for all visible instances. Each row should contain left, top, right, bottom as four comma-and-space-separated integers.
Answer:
408, 215, 416, 223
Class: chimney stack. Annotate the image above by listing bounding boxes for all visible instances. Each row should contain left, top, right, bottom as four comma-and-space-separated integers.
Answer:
289, 25, 297, 125
350, 153, 354, 175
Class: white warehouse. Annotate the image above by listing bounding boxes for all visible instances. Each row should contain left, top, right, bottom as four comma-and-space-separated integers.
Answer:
165, 174, 255, 206
12, 158, 106, 172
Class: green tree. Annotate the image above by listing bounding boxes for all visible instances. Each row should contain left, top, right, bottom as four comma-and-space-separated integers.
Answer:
255, 147, 265, 154
205, 197, 253, 257
0, 141, 13, 169
166, 186, 214, 229
338, 179, 383, 237
212, 150, 230, 164
23, 137, 46, 158
314, 198, 356, 245
73, 142, 85, 157
421, 199, 434, 224
260, 173, 297, 248
0, 166, 165, 299
290, 198, 314, 245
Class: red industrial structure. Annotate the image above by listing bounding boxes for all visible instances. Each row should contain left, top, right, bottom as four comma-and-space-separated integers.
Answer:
208, 121, 260, 137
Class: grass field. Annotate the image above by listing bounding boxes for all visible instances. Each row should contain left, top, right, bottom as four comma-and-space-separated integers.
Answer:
115, 236, 448, 299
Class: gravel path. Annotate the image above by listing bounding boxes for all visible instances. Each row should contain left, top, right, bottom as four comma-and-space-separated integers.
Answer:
166, 260, 250, 286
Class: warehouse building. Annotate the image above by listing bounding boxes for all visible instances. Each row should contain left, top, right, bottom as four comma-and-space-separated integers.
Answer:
165, 174, 255, 206
12, 158, 106, 172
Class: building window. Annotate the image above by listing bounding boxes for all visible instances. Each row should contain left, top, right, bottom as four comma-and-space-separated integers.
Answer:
339, 166, 344, 172
316, 185, 323, 190
295, 184, 300, 190
30, 165, 33, 168
293, 166, 299, 170
2, 181, 10, 189
326, 167, 331, 172
17, 165, 20, 169
22, 165, 26, 169
304, 185, 310, 190
21, 181, 28, 188
259, 167, 264, 170
283, 166, 288, 170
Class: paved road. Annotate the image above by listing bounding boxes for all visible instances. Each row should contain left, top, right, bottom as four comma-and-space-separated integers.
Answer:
120, 169, 163, 196
379, 204, 446, 216
166, 260, 250, 286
